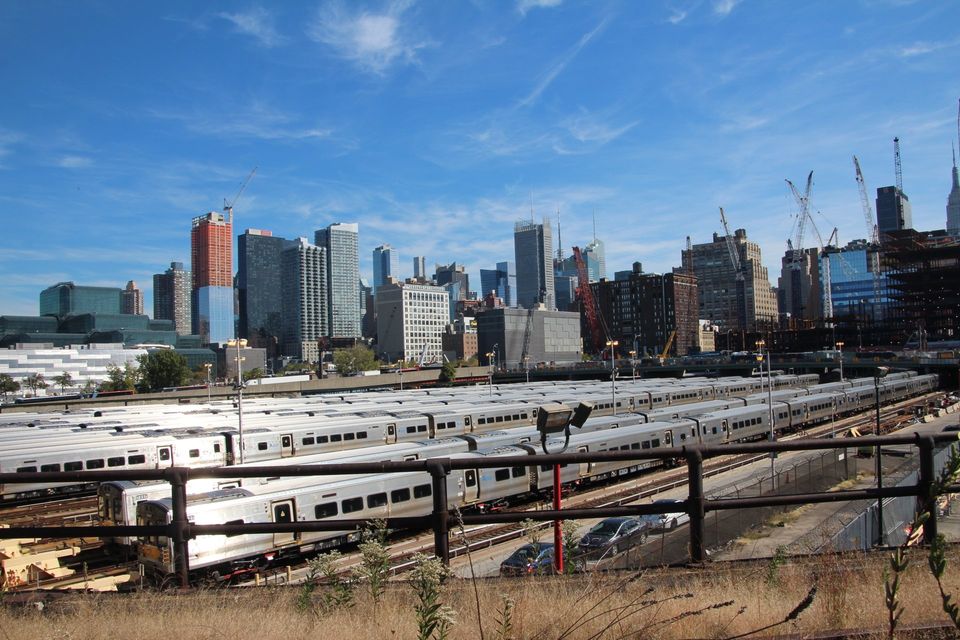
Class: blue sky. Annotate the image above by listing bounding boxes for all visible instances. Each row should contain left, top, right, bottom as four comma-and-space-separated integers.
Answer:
1, 0, 959, 316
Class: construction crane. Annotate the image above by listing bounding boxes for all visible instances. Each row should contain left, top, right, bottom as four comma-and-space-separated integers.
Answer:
852, 155, 883, 313
658, 329, 676, 364
223, 166, 258, 222
893, 137, 906, 230
573, 246, 606, 354
520, 307, 536, 366
785, 171, 813, 271
718, 207, 747, 331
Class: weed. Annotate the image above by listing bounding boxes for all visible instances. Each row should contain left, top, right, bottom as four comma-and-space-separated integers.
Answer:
493, 595, 515, 640
765, 546, 787, 587
357, 519, 390, 605
410, 554, 455, 640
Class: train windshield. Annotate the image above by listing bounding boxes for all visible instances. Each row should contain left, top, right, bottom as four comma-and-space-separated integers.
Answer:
137, 503, 170, 548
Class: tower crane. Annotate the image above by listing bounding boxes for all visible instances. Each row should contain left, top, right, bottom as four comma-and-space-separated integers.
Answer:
893, 137, 905, 230
223, 166, 258, 222
573, 246, 606, 354
718, 207, 747, 330
853, 155, 882, 312
853, 156, 879, 244
785, 171, 813, 271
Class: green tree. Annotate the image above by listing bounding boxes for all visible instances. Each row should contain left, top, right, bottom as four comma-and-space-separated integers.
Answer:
243, 367, 264, 382
24, 373, 47, 396
0, 374, 20, 401
52, 372, 74, 394
438, 361, 457, 386
102, 363, 138, 392
333, 345, 378, 376
136, 350, 191, 392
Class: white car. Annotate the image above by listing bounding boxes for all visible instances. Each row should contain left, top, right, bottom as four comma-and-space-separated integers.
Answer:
641, 499, 691, 530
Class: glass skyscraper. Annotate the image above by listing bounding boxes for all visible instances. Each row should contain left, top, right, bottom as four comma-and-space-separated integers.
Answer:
514, 219, 555, 310
819, 241, 889, 322
39, 282, 122, 317
315, 222, 361, 338
480, 261, 516, 307
191, 211, 234, 344
373, 244, 400, 294
238, 229, 290, 343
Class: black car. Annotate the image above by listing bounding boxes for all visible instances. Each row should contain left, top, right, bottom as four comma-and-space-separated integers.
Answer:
577, 517, 649, 555
499, 543, 555, 576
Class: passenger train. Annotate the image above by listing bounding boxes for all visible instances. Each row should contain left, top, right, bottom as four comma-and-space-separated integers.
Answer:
134, 373, 938, 582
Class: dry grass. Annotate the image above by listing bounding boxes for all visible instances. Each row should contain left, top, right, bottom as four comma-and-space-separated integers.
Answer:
3, 550, 958, 639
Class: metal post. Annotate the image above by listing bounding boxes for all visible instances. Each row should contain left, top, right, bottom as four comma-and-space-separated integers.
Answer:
553, 463, 563, 573
917, 435, 939, 545
237, 385, 245, 464
428, 460, 450, 564
169, 468, 191, 588
204, 363, 212, 403
606, 340, 618, 416
687, 447, 706, 564
875, 376, 884, 545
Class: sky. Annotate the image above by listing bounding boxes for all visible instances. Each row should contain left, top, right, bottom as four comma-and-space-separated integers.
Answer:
1, 0, 959, 317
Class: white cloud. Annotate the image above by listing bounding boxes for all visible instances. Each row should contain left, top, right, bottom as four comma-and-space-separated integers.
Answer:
218, 7, 286, 48
518, 17, 609, 108
57, 156, 93, 169
517, 0, 562, 16
667, 9, 689, 24
713, 0, 740, 17
149, 102, 332, 142
896, 39, 956, 57
563, 111, 639, 145
306, 1, 429, 74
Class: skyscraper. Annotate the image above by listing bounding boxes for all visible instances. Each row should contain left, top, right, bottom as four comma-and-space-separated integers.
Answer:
948, 149, 960, 236
315, 222, 361, 338
373, 244, 400, 293
191, 211, 234, 344
121, 281, 144, 315
514, 218, 555, 310
153, 262, 192, 335
413, 256, 426, 280
434, 262, 471, 299
40, 282, 121, 317
584, 238, 606, 282
281, 238, 327, 361
237, 229, 290, 344
479, 261, 516, 307
876, 186, 913, 235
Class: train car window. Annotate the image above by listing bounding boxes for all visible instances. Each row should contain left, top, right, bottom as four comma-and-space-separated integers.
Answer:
651, 439, 660, 448
406, 426, 417, 434
418, 425, 427, 432
303, 437, 315, 446
494, 469, 510, 481
86, 459, 105, 469
521, 413, 528, 419
641, 441, 651, 449
391, 488, 411, 503
330, 434, 342, 443
127, 455, 146, 465
539, 464, 551, 472
16, 466, 37, 472
344, 433, 355, 441
478, 418, 486, 425
257, 442, 268, 451
213, 443, 221, 453
342, 497, 363, 513
712, 427, 718, 434
414, 484, 432, 498
495, 416, 504, 423
40, 464, 61, 472
511, 466, 525, 478
367, 493, 388, 508
680, 433, 687, 441
631, 442, 641, 450
513, 414, 520, 421
317, 436, 329, 444
64, 461, 82, 471
189, 449, 201, 458
465, 470, 477, 487
315, 503, 338, 518
108, 457, 125, 467
224, 519, 245, 536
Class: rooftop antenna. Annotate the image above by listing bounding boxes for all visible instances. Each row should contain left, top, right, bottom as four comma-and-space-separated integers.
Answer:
955, 97, 959, 169
529, 192, 534, 223
894, 137, 903, 193
592, 209, 597, 242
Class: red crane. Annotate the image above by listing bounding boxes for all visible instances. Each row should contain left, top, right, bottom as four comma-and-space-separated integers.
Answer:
573, 246, 605, 354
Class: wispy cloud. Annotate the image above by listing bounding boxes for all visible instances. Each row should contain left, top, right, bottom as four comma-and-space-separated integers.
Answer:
667, 8, 689, 24
896, 39, 959, 57
516, 0, 562, 16
57, 155, 93, 169
518, 17, 610, 108
149, 102, 332, 142
306, 0, 430, 75
562, 110, 639, 145
713, 0, 740, 17
0, 129, 23, 166
218, 7, 286, 48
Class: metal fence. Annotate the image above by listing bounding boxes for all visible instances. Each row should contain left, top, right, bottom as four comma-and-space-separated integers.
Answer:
0, 433, 954, 588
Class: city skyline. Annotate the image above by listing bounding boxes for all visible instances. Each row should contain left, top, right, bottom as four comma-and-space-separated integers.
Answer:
2, 2, 960, 316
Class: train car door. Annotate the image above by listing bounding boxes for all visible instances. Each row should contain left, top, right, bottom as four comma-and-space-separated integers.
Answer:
386, 424, 397, 444
463, 469, 479, 502
271, 499, 297, 546
578, 445, 591, 476
464, 415, 473, 432
220, 432, 236, 465
156, 446, 173, 468
721, 420, 730, 443
280, 434, 294, 458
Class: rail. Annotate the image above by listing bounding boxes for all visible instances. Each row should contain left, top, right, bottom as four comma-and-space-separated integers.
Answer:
1, 432, 957, 589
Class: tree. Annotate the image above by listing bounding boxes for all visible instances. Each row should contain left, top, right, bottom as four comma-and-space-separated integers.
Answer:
333, 345, 378, 376
438, 361, 457, 386
102, 363, 138, 392
243, 367, 265, 382
137, 350, 191, 392
24, 373, 47, 396
52, 372, 74, 394
0, 374, 20, 401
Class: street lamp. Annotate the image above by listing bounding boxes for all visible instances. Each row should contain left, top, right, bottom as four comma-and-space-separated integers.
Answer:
606, 340, 619, 416
523, 356, 530, 384
227, 339, 248, 464
757, 339, 775, 481
628, 350, 637, 381
485, 352, 495, 396
835, 341, 844, 381
874, 365, 889, 545
202, 363, 212, 403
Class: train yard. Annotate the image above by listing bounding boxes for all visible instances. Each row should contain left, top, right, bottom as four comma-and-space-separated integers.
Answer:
0, 371, 950, 591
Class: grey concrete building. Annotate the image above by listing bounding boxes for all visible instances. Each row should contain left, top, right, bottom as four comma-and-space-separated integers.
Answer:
153, 262, 192, 336
514, 219, 555, 310
475, 306, 581, 368
281, 238, 327, 362
315, 222, 361, 338
375, 279, 447, 364
775, 247, 821, 323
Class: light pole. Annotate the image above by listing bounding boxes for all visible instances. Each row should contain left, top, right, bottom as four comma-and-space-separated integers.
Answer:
628, 350, 637, 381
835, 341, 844, 381
203, 363, 212, 403
606, 339, 619, 416
524, 356, 530, 384
874, 366, 889, 545
227, 339, 248, 464
757, 338, 775, 481
486, 352, 495, 396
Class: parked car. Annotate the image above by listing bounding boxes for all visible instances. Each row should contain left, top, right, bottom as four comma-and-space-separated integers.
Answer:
577, 517, 649, 555
499, 543, 555, 576
641, 499, 691, 531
